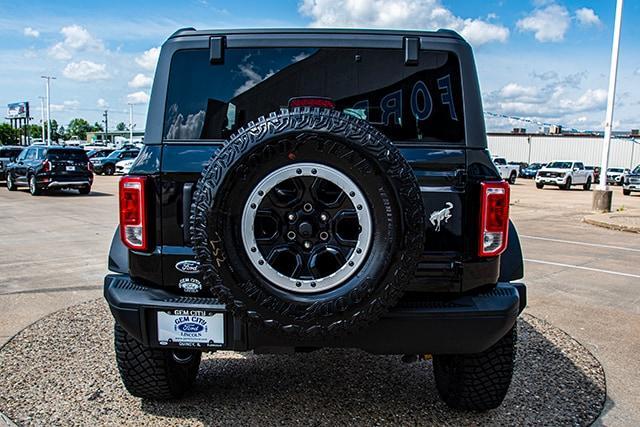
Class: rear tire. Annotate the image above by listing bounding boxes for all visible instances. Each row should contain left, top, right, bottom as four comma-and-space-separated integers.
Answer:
104, 164, 115, 175
78, 185, 91, 195
562, 177, 572, 190
6, 173, 16, 191
433, 326, 516, 411
623, 189, 631, 196
583, 177, 592, 191
508, 171, 517, 185
114, 323, 201, 399
29, 175, 41, 196
535, 183, 544, 189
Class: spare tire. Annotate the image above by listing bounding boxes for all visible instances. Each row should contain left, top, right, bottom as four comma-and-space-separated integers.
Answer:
190, 108, 425, 338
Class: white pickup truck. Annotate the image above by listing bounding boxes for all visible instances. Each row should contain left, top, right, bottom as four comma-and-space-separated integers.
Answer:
492, 157, 519, 184
535, 161, 593, 191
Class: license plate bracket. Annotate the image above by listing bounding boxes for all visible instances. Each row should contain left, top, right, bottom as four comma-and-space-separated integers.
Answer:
156, 309, 224, 348
66, 166, 75, 171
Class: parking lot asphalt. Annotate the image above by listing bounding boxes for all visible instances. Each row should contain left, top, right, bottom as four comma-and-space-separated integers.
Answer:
0, 176, 639, 425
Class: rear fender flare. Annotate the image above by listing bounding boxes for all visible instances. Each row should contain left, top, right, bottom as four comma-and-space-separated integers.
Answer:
498, 220, 524, 282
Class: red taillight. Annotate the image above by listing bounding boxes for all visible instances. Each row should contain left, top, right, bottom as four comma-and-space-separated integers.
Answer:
288, 97, 335, 109
478, 181, 510, 257
119, 176, 148, 251
42, 160, 51, 172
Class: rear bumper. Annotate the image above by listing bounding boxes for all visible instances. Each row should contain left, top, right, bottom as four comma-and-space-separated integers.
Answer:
104, 274, 526, 355
46, 180, 91, 188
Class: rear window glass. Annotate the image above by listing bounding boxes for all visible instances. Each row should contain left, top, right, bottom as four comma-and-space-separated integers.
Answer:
164, 48, 464, 143
46, 149, 88, 161
0, 148, 23, 158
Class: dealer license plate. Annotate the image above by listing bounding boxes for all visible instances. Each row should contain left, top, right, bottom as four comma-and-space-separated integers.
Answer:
157, 310, 224, 347
66, 166, 75, 171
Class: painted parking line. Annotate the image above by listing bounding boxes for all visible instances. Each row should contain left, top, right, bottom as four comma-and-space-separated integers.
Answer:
524, 258, 640, 279
521, 235, 640, 253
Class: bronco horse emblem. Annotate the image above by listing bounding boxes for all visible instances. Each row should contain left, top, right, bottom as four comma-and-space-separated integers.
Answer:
430, 202, 453, 232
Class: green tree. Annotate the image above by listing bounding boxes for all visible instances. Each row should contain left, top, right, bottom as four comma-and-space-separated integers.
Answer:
28, 124, 43, 139
0, 123, 19, 144
116, 122, 126, 131
92, 122, 104, 132
67, 118, 93, 140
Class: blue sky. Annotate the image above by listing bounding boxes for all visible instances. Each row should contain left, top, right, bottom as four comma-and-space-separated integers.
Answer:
1, 0, 639, 132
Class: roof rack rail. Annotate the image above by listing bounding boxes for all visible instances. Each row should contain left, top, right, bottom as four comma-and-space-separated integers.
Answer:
169, 27, 197, 38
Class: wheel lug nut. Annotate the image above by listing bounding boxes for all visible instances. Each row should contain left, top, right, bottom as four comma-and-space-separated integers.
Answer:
320, 213, 328, 222
319, 231, 329, 241
287, 213, 296, 221
303, 203, 313, 213
287, 231, 297, 240
303, 241, 312, 249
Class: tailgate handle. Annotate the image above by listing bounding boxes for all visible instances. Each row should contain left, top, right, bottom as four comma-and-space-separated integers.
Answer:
182, 183, 194, 244
404, 37, 420, 65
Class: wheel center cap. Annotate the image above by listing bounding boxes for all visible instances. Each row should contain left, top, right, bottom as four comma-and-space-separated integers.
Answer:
298, 221, 313, 238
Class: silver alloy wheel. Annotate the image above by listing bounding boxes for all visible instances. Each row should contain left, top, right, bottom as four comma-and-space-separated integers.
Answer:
29, 176, 36, 194
241, 163, 373, 293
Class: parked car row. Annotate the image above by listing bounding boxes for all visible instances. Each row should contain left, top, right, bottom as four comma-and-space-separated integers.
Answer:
89, 148, 139, 175
1, 144, 140, 196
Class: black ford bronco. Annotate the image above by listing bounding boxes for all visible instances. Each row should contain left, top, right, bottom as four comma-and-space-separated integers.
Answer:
104, 28, 526, 411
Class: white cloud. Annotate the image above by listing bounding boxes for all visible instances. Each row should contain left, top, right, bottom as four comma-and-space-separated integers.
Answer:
60, 25, 104, 50
127, 91, 150, 104
135, 47, 160, 71
517, 4, 570, 42
63, 100, 80, 108
500, 83, 538, 100
49, 43, 72, 60
97, 98, 109, 108
63, 60, 110, 81
23, 27, 39, 38
128, 73, 153, 88
575, 8, 601, 27
48, 25, 104, 60
298, 0, 509, 45
234, 64, 275, 96
558, 88, 608, 112
49, 104, 66, 112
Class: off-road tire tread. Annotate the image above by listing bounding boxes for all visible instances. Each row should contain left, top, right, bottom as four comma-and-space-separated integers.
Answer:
114, 324, 200, 400
433, 326, 516, 411
190, 108, 425, 338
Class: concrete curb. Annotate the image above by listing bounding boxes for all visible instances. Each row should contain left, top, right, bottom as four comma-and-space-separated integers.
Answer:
583, 215, 640, 234
0, 411, 17, 427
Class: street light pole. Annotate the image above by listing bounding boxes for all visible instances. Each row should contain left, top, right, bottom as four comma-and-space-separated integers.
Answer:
38, 96, 45, 143
593, 0, 624, 211
41, 75, 56, 146
128, 103, 134, 144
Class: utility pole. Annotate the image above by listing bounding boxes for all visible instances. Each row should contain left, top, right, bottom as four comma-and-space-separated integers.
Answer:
41, 75, 56, 146
38, 97, 45, 144
128, 103, 134, 144
593, 0, 624, 212
103, 110, 109, 144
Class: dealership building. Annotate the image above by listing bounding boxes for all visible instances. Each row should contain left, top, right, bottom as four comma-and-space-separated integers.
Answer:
487, 130, 640, 169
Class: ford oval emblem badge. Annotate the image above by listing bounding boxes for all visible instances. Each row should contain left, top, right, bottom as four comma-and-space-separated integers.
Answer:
177, 322, 205, 333
175, 260, 201, 274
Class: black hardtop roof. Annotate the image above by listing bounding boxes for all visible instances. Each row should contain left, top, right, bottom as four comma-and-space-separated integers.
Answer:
169, 27, 463, 40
